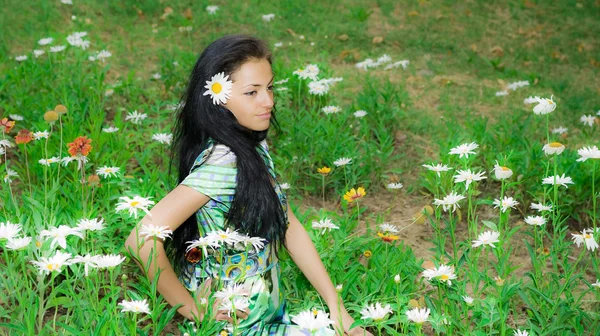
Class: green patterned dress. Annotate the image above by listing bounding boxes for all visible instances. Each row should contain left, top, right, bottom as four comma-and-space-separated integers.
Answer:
178, 138, 325, 336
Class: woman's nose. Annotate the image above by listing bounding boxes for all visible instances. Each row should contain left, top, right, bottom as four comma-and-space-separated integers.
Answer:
261, 90, 274, 108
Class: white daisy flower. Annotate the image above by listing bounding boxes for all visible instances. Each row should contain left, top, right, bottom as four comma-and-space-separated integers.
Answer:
96, 50, 112, 62
495, 90, 509, 96
291, 309, 334, 332
530, 202, 552, 212
119, 299, 151, 314
115, 195, 155, 219
394, 274, 401, 283
262, 13, 275, 22
514, 329, 529, 336
30, 251, 72, 274
493, 161, 513, 179
4, 169, 18, 183
274, 42, 283, 48
591, 279, 600, 288
360, 302, 392, 321
433, 191, 466, 213
422, 264, 457, 286
384, 60, 410, 70
308, 81, 328, 95
311, 218, 340, 235
60, 155, 88, 170
71, 253, 101, 276
453, 169, 487, 190
387, 182, 403, 189
209, 227, 243, 246
472, 230, 500, 248
185, 236, 221, 256
40, 225, 84, 249
542, 174, 574, 188
151, 73, 161, 80
93, 254, 126, 269
8, 114, 23, 121
239, 235, 267, 253
333, 158, 352, 166
102, 126, 119, 133
571, 229, 598, 252
551, 126, 568, 134
322, 106, 341, 115
203, 72, 233, 105
449, 142, 479, 158
405, 307, 430, 324
96, 166, 120, 178
60, 0, 73, 4
178, 26, 193, 32
33, 130, 50, 140
293, 64, 319, 81
523, 96, 539, 104
542, 142, 565, 155
0, 221, 22, 240
533, 95, 556, 115
219, 297, 250, 317
214, 283, 249, 302
422, 163, 452, 177
379, 223, 399, 234
524, 215, 546, 226
206, 5, 219, 14
355, 58, 376, 71
15, 55, 28, 61
580, 114, 595, 127
50, 45, 66, 53
6, 236, 32, 250
462, 296, 474, 305
0, 140, 13, 149
279, 183, 290, 190
125, 110, 148, 124
33, 50, 45, 58
354, 110, 367, 118
576, 146, 600, 162
139, 224, 173, 241
275, 78, 289, 85
76, 218, 105, 232
152, 133, 173, 145
493, 196, 519, 213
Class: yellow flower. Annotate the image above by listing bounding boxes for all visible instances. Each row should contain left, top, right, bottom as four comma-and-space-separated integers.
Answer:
343, 187, 366, 203
363, 250, 372, 258
377, 232, 399, 242
317, 166, 331, 175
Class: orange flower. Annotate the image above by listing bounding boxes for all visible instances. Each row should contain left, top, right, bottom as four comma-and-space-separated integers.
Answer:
343, 187, 366, 203
317, 166, 331, 175
67, 136, 92, 157
1, 118, 15, 133
377, 232, 399, 243
15, 129, 33, 144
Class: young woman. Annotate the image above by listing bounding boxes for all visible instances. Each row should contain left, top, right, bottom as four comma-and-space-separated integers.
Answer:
124, 35, 373, 336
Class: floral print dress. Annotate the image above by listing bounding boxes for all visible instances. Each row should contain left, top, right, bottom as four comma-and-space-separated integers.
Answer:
178, 138, 322, 336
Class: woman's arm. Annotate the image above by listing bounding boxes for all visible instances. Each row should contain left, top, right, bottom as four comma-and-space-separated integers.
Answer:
123, 185, 211, 321
284, 207, 342, 311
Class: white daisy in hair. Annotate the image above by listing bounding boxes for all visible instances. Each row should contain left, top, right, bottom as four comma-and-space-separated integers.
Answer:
203, 72, 233, 105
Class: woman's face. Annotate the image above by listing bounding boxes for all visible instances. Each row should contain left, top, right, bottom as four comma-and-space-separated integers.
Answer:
223, 58, 274, 131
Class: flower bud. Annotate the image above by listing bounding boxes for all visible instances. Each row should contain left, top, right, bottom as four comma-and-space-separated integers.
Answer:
54, 104, 68, 115
394, 274, 401, 284
44, 111, 58, 122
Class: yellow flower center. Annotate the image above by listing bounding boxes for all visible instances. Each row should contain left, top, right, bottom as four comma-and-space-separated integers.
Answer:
546, 99, 554, 104
440, 274, 449, 281
501, 166, 510, 171
46, 263, 58, 271
220, 234, 228, 239
212, 82, 222, 94
130, 201, 140, 207
549, 142, 563, 148
584, 234, 591, 239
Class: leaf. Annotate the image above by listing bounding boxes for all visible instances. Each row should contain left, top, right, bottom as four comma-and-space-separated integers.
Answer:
481, 220, 498, 231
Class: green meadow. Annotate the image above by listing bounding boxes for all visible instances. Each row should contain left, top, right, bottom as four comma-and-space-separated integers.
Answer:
1, 0, 599, 335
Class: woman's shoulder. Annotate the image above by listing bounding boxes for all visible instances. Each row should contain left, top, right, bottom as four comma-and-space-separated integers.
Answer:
192, 140, 236, 169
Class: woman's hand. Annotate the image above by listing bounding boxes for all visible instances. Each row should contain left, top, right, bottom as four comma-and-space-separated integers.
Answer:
329, 308, 374, 336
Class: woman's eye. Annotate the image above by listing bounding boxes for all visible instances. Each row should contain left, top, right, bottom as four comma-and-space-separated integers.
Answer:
245, 91, 257, 96
267, 85, 274, 91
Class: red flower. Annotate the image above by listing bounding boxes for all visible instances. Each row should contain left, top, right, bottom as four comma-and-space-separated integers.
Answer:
185, 247, 202, 263
15, 129, 33, 145
1, 118, 15, 133
67, 136, 92, 157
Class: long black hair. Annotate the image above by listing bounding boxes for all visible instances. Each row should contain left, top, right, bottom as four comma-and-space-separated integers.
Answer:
165, 35, 287, 275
